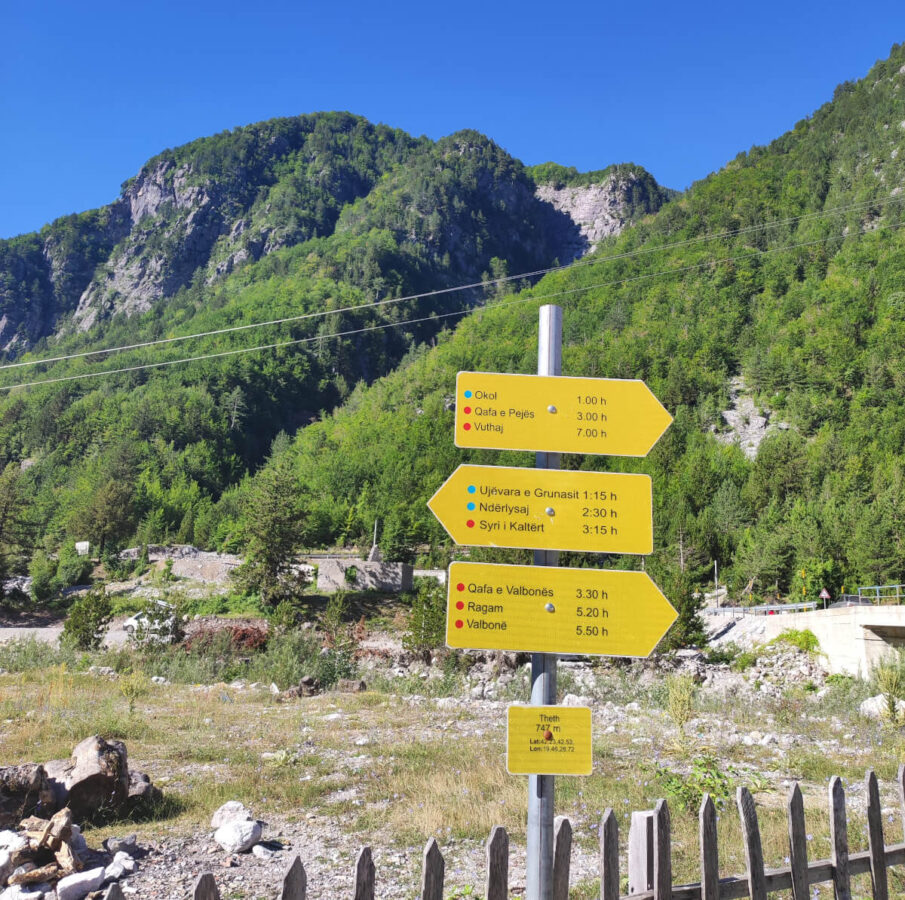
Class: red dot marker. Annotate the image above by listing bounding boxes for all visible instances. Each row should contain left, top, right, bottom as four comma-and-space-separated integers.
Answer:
466, 519, 475, 528
463, 422, 471, 431
455, 619, 464, 629
463, 406, 472, 414
456, 582, 465, 592
456, 600, 464, 610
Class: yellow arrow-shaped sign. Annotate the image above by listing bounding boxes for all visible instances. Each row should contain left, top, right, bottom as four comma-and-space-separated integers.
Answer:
446, 561, 676, 657
427, 464, 652, 554
455, 371, 672, 456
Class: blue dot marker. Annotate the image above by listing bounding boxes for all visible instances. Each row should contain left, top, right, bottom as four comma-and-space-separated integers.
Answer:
467, 485, 476, 494
467, 502, 476, 511
464, 390, 472, 398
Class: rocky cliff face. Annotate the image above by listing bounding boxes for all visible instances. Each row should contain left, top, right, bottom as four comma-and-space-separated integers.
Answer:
74, 161, 229, 331
535, 168, 663, 261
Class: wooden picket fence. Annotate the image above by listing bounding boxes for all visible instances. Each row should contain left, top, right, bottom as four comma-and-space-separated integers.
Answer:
173, 765, 905, 900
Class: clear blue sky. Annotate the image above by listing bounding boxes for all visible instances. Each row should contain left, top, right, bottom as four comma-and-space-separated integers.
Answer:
2, 1, 904, 238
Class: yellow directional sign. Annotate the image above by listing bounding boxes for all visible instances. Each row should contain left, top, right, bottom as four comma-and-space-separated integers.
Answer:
507, 706, 593, 776
455, 371, 672, 457
427, 465, 652, 554
445, 562, 677, 657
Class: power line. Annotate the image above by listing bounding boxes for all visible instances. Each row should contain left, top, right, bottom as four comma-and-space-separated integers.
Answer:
3, 191, 901, 373
3, 215, 902, 393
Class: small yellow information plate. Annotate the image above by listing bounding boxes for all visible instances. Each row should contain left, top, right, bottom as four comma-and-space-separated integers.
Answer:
427, 464, 653, 554
507, 705, 593, 776
455, 371, 672, 457
446, 561, 676, 657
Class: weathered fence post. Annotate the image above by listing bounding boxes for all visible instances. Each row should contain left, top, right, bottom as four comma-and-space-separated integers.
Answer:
281, 855, 307, 900
193, 872, 220, 900
866, 770, 889, 900
354, 846, 376, 900
699, 794, 718, 900
653, 799, 671, 900
829, 775, 852, 900
600, 809, 619, 900
737, 786, 766, 900
421, 836, 445, 900
552, 816, 572, 900
485, 825, 509, 900
628, 809, 655, 894
897, 763, 905, 843
787, 782, 809, 900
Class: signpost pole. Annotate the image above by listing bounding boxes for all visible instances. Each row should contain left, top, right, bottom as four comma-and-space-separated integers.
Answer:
526, 304, 562, 900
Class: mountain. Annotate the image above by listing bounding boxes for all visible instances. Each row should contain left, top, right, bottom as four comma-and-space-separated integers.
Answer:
0, 113, 666, 352
0, 114, 670, 582
5, 39, 905, 608
240, 44, 905, 603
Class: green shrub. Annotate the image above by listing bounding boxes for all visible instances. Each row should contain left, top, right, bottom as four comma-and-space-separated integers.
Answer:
770, 629, 820, 653
703, 643, 740, 665
652, 754, 735, 812
29, 551, 58, 603
871, 653, 905, 723
665, 674, 697, 728
56, 542, 93, 589
731, 649, 759, 672
62, 589, 113, 650
403, 579, 446, 651
0, 637, 76, 672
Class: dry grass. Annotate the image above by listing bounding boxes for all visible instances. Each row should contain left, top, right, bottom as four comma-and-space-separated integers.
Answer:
3, 661, 905, 897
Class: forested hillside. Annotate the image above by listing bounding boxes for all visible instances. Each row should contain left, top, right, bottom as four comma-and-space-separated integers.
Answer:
235, 44, 905, 604
3, 43, 905, 608
0, 114, 669, 594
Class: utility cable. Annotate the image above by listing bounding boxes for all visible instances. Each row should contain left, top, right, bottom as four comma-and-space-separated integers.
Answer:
1, 191, 901, 372
2, 215, 902, 392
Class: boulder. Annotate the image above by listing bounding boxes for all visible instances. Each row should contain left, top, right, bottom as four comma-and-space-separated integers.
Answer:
125, 771, 161, 813
0, 884, 51, 900
0, 766, 54, 828
56, 737, 130, 822
102, 835, 137, 856
210, 801, 252, 830
860, 694, 905, 720
55, 866, 105, 900
214, 819, 262, 854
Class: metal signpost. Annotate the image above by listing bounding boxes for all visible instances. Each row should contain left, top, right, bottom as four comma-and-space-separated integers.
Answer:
427, 304, 674, 900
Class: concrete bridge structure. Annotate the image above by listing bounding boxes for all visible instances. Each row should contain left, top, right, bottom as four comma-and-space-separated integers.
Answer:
711, 605, 905, 676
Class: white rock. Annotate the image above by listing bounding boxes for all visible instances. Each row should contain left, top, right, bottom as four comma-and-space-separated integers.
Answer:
270, 682, 280, 695
435, 697, 459, 709
860, 694, 905, 720
214, 819, 262, 854
105, 860, 127, 880
1, 884, 51, 900
0, 833, 25, 852
114, 852, 137, 874
210, 801, 253, 829
252, 843, 277, 860
69, 824, 88, 856
561, 694, 593, 707
56, 867, 106, 900
625, 701, 640, 711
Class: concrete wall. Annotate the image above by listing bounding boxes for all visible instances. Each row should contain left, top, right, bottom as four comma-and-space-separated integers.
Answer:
316, 558, 413, 594
755, 606, 905, 676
